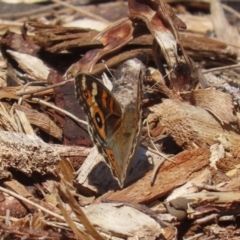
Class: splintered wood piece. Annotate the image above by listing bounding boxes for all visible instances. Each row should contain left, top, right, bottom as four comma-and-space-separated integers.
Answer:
0, 131, 60, 176
0, 106, 18, 132
211, 0, 240, 46
96, 148, 210, 204
15, 109, 35, 135
7, 50, 50, 81
150, 99, 240, 152
189, 89, 236, 124
13, 104, 63, 140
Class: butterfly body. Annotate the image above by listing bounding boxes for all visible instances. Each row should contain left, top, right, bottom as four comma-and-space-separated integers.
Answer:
75, 58, 144, 188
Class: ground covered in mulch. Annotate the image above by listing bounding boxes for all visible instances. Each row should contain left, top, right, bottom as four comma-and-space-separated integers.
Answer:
0, 0, 240, 239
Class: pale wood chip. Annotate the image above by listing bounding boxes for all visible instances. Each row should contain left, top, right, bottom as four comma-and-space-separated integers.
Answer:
82, 203, 163, 240
14, 104, 62, 140
150, 99, 240, 151
15, 109, 35, 135
189, 88, 236, 124
7, 50, 50, 81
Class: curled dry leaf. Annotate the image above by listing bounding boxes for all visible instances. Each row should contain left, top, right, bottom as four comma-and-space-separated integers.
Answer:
66, 0, 197, 92
128, 0, 196, 91
66, 18, 135, 77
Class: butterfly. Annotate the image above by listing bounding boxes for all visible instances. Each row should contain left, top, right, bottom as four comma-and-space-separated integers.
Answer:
75, 58, 144, 188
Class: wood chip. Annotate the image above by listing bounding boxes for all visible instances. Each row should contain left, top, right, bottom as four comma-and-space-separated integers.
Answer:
0, 131, 60, 176
189, 88, 236, 124
96, 148, 210, 204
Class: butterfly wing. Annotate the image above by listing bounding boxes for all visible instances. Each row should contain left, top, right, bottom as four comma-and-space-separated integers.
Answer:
75, 74, 124, 179
75, 74, 122, 141
107, 68, 143, 187
75, 64, 143, 188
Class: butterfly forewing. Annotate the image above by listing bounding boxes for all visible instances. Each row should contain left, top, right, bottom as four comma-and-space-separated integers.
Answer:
75, 74, 122, 142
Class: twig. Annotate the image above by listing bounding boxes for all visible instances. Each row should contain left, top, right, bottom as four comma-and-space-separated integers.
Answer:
203, 63, 240, 74
222, 3, 240, 20
51, 0, 110, 23
143, 120, 174, 185
16, 79, 74, 96
31, 97, 88, 126
0, 3, 60, 19
0, 186, 64, 222
18, 81, 47, 105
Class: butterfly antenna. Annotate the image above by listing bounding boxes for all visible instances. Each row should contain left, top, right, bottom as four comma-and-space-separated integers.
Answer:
102, 60, 116, 80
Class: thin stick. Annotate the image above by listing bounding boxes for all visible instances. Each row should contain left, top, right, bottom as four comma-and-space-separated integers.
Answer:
31, 97, 88, 126
18, 81, 47, 105
203, 63, 240, 74
17, 79, 74, 96
51, 0, 110, 23
143, 120, 174, 185
0, 186, 64, 222
0, 3, 60, 19
222, 4, 240, 20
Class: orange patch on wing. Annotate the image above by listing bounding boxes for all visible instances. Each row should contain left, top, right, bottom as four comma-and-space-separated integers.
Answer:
83, 89, 94, 107
101, 90, 108, 108
106, 148, 120, 177
109, 97, 115, 112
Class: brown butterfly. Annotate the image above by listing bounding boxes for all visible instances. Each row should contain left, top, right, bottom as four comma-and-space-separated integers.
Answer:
75, 59, 144, 188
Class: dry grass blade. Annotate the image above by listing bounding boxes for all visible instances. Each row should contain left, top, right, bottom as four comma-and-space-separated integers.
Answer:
57, 179, 105, 240
56, 192, 90, 240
